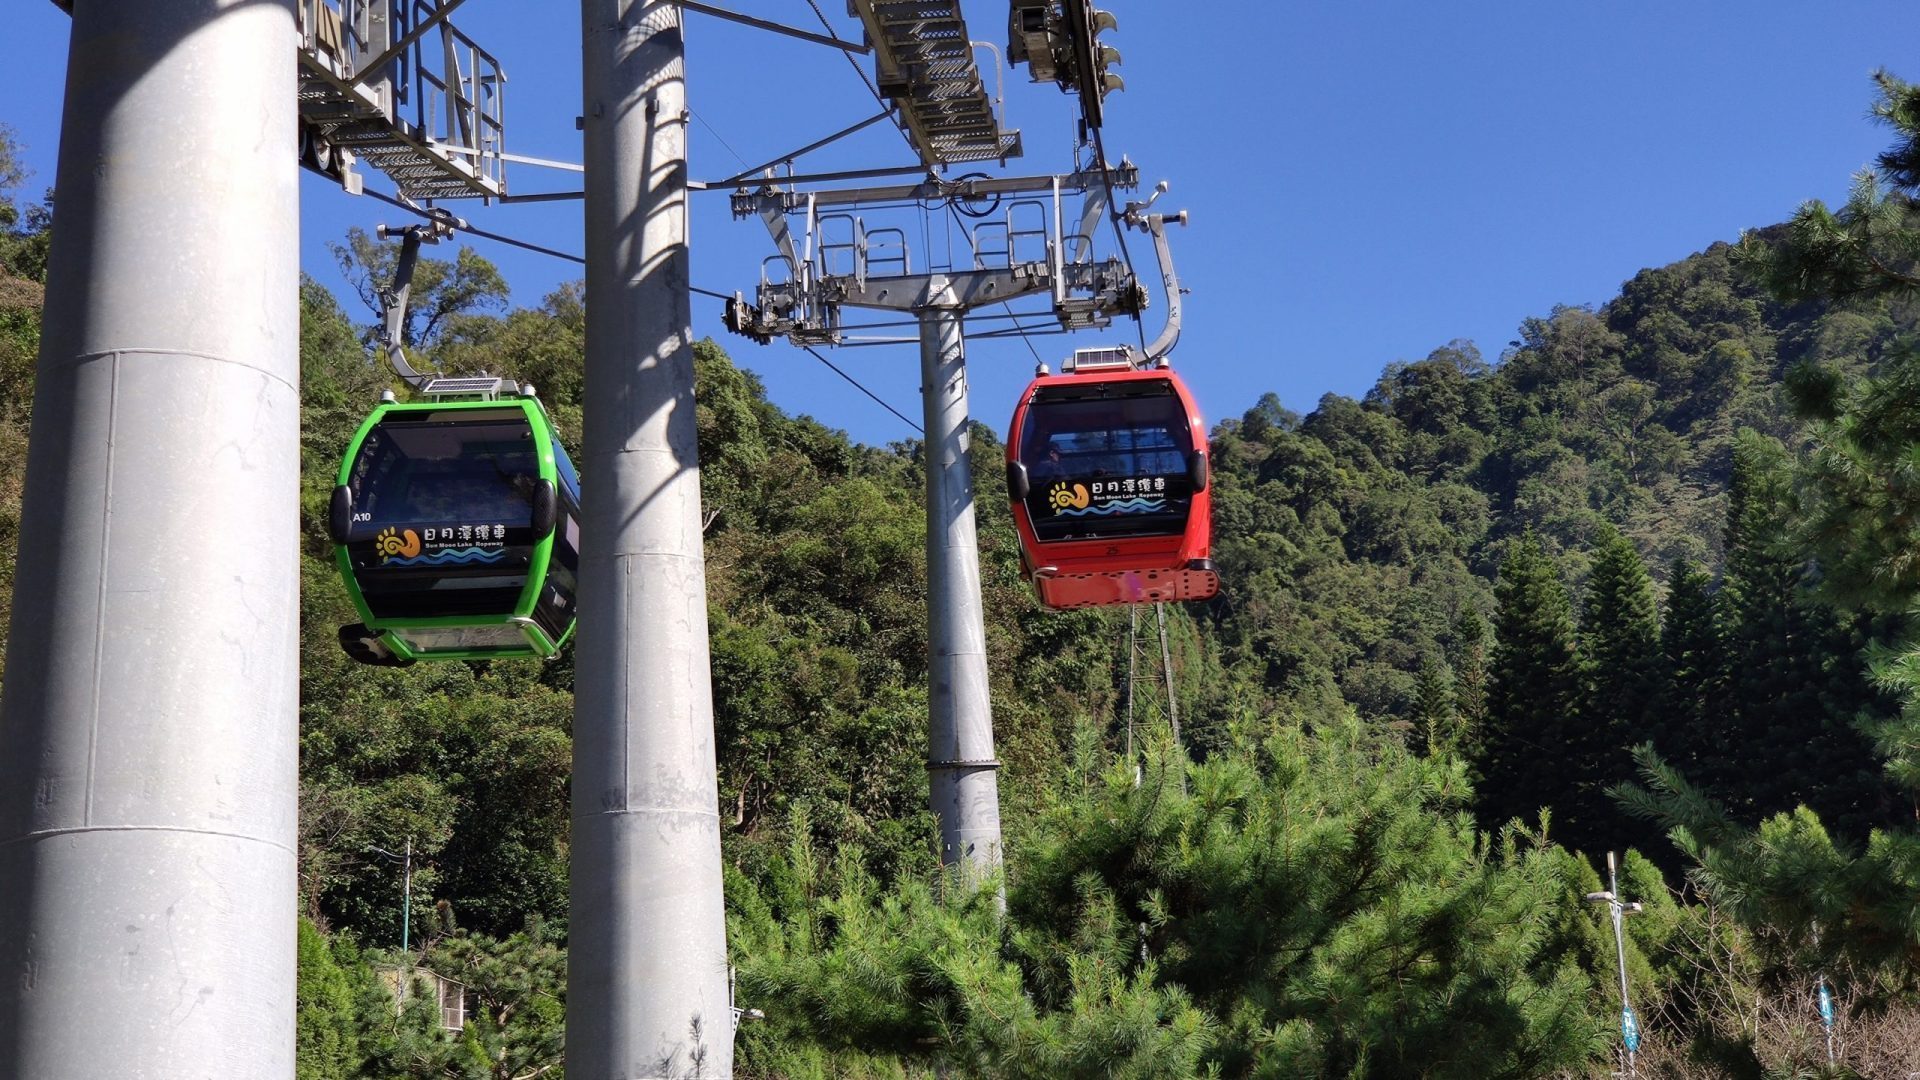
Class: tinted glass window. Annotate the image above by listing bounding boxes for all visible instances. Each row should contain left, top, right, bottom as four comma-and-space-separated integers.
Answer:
1020, 383, 1193, 542
350, 419, 541, 527
552, 437, 581, 501
345, 414, 542, 618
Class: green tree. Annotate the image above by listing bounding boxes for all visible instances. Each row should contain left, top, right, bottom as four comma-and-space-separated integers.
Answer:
1623, 69, 1920, 997
296, 918, 366, 1079
328, 226, 509, 350
1654, 560, 1725, 792
1572, 526, 1663, 851
1477, 535, 1581, 840
355, 922, 567, 1080
1447, 609, 1491, 750
1411, 657, 1457, 754
735, 728, 1611, 1079
0, 123, 50, 284
1715, 431, 1881, 828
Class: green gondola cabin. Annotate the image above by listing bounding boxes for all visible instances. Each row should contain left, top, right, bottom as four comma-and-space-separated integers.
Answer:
329, 380, 580, 664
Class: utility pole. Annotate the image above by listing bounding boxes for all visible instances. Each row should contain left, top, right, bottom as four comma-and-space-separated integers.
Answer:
1586, 852, 1643, 1078
369, 839, 416, 953
0, 2, 301, 1076
575, 1, 735, 1076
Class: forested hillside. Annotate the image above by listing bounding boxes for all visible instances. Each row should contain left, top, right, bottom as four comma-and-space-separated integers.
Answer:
11, 74, 1920, 1077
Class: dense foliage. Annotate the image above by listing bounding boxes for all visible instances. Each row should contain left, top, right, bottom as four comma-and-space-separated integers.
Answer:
14, 72, 1920, 1076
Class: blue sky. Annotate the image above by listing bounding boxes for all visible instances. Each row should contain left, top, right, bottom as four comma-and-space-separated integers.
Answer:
2, 2, 1911, 447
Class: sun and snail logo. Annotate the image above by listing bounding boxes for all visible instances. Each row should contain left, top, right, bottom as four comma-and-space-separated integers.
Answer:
1048, 482, 1090, 514
1048, 477, 1168, 518
375, 526, 422, 562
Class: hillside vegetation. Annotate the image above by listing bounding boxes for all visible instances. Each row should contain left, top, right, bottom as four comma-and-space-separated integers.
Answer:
10, 75, 1920, 1077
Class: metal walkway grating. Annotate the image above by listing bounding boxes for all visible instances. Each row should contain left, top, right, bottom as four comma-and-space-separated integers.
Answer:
295, 0, 507, 201
849, 0, 1022, 168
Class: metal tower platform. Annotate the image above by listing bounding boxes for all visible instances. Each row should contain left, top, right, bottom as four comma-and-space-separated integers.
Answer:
295, 0, 506, 200
847, 0, 1022, 168
48, 0, 507, 201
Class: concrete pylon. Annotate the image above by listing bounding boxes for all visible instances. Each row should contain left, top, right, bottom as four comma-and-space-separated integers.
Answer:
0, 1, 302, 1076
918, 301, 1004, 882
573, 1, 735, 1076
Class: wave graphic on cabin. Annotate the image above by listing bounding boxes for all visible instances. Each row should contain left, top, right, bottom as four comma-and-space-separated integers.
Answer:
1057, 497, 1168, 517
384, 547, 509, 567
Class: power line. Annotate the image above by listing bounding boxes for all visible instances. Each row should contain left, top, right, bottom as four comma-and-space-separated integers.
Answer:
800, 343, 922, 433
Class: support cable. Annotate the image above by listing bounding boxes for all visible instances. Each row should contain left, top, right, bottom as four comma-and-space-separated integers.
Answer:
364, 187, 742, 304
801, 0, 922, 161
366, 131, 921, 438
692, 109, 753, 172
800, 343, 923, 433
364, 188, 586, 264
713, 110, 896, 187
680, 0, 872, 53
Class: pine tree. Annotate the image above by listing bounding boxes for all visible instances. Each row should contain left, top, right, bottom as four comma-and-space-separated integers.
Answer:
295, 919, 365, 1080
736, 730, 1612, 1079
1620, 70, 1920, 984
1655, 560, 1725, 791
1477, 535, 1581, 839
1412, 658, 1457, 755
1448, 609, 1491, 753
1718, 431, 1855, 821
1573, 526, 1663, 852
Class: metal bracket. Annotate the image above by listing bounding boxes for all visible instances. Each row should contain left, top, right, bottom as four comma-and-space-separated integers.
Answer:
1123, 182, 1188, 362
374, 214, 459, 391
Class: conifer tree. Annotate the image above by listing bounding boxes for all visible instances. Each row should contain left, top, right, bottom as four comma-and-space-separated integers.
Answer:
1620, 72, 1920, 982
1717, 432, 1847, 820
295, 919, 364, 1080
1655, 560, 1725, 790
736, 730, 1611, 1079
1477, 535, 1581, 839
1573, 526, 1663, 851
1448, 609, 1491, 752
1412, 658, 1457, 755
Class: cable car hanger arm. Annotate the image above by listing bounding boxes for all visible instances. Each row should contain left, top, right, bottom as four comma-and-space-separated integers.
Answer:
1123, 182, 1188, 364
375, 217, 458, 392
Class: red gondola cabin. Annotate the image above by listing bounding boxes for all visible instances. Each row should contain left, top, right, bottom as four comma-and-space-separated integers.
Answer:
1005, 349, 1219, 609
